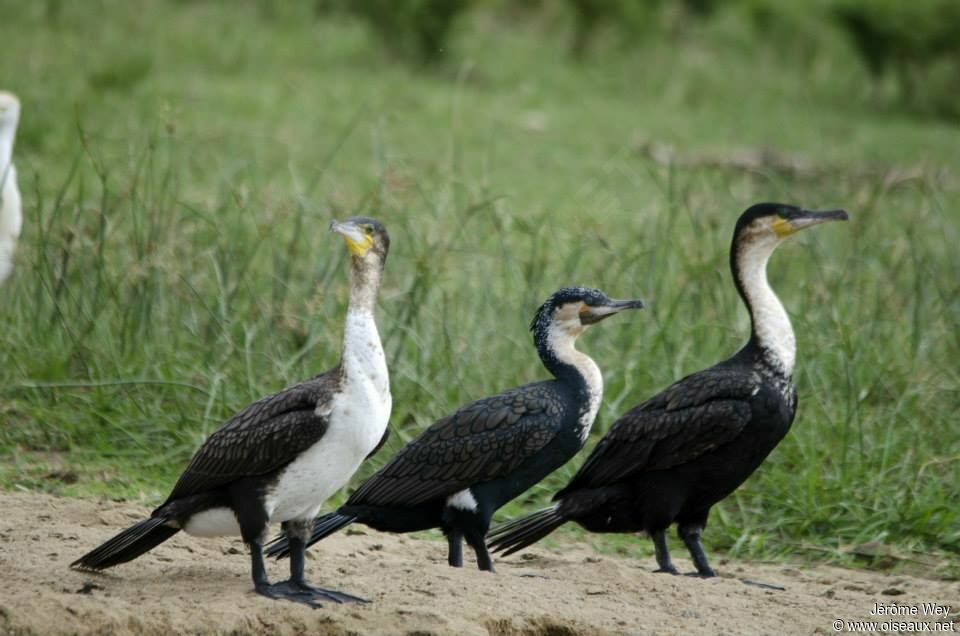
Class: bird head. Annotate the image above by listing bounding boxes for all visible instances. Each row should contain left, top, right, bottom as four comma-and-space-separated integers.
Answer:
531, 287, 644, 343
734, 203, 849, 253
0, 91, 20, 130
330, 216, 390, 266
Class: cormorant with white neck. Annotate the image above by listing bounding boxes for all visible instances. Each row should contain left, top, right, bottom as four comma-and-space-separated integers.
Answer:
72, 217, 392, 607
489, 203, 848, 577
0, 91, 22, 285
265, 287, 644, 571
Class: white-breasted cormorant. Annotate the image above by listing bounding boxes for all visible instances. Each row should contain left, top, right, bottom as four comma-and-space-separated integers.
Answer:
71, 217, 393, 607
0, 91, 21, 285
488, 203, 848, 577
265, 287, 644, 571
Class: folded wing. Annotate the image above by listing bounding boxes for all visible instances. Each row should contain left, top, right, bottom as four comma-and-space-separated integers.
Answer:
348, 382, 566, 507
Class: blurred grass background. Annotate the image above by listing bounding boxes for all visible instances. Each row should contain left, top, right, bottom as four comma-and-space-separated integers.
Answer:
0, 0, 957, 576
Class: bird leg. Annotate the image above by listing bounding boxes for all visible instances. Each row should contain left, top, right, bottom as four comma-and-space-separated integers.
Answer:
465, 530, 495, 572
445, 529, 464, 568
285, 535, 369, 603
678, 523, 716, 577
250, 540, 324, 608
249, 529, 367, 607
650, 529, 678, 574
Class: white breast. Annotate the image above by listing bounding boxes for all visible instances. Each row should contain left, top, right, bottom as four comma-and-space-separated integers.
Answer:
574, 355, 603, 443
180, 309, 391, 538
265, 380, 390, 523
264, 308, 391, 524
181, 372, 392, 538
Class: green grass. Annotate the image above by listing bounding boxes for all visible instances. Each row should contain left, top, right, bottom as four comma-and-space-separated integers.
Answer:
1, 0, 958, 576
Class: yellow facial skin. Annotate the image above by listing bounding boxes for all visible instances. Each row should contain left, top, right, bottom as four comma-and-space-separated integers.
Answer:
771, 217, 796, 238
331, 219, 375, 257
342, 232, 374, 257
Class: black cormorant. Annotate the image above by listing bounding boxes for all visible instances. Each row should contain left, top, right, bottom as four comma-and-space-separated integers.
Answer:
71, 217, 393, 607
264, 287, 644, 571
488, 203, 848, 577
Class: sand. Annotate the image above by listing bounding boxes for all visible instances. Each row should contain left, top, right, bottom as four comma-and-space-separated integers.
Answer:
0, 491, 956, 635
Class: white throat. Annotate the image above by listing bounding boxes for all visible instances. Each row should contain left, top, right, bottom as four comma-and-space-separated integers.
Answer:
736, 238, 796, 375
546, 323, 603, 443
341, 307, 388, 392
340, 256, 387, 385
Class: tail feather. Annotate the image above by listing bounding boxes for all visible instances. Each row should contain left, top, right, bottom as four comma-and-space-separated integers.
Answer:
71, 517, 179, 570
264, 512, 356, 560
487, 505, 566, 556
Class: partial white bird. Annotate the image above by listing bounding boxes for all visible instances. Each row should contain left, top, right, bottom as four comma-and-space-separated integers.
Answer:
0, 91, 22, 285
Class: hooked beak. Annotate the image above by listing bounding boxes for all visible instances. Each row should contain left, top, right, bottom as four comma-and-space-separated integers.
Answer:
579, 298, 645, 325
773, 208, 849, 237
330, 219, 373, 257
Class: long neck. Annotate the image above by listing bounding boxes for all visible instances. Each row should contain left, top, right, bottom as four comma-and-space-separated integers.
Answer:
345, 255, 382, 314
537, 326, 601, 397
537, 325, 603, 442
731, 237, 795, 376
340, 258, 386, 385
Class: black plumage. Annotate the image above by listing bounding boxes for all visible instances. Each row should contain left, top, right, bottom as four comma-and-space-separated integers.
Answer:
71, 217, 392, 608
489, 203, 848, 577
69, 373, 340, 569
346, 383, 566, 508
166, 373, 340, 501
266, 287, 643, 571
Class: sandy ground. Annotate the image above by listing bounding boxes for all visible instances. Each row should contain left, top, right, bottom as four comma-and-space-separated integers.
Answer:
0, 492, 956, 636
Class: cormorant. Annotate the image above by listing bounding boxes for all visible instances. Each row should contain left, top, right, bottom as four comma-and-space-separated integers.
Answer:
72, 217, 393, 607
488, 203, 848, 577
265, 287, 644, 571
0, 91, 21, 285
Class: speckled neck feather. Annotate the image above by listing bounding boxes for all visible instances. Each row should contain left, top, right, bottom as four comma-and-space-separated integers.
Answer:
340, 254, 387, 384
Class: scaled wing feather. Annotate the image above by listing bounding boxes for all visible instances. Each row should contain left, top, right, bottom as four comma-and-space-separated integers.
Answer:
348, 382, 564, 507
558, 367, 758, 494
164, 371, 339, 502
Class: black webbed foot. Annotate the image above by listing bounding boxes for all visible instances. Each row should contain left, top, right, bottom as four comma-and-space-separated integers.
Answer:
255, 579, 368, 607
292, 580, 369, 604
256, 580, 325, 608
683, 569, 716, 578
251, 536, 368, 608
653, 565, 680, 575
